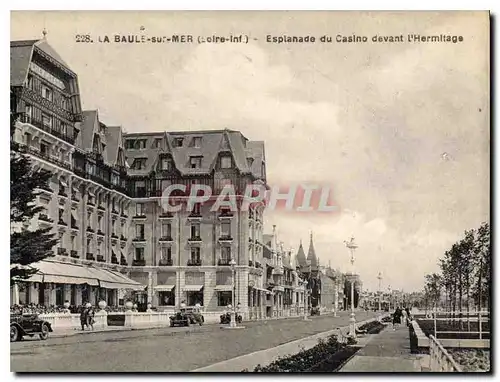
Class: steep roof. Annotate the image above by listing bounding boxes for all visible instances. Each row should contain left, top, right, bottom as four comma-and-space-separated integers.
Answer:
296, 240, 307, 267
35, 39, 70, 67
10, 39, 74, 87
123, 129, 264, 178
104, 126, 123, 167
307, 232, 318, 268
76, 110, 98, 151
10, 40, 36, 86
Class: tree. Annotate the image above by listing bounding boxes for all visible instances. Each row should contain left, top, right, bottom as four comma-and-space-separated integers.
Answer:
10, 92, 58, 284
424, 273, 441, 313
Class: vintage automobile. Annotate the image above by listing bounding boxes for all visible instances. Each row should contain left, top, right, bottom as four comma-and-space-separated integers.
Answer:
10, 313, 53, 342
169, 308, 204, 327
310, 307, 321, 316
220, 312, 242, 324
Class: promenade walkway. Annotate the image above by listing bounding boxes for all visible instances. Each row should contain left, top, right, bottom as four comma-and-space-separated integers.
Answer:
339, 324, 427, 372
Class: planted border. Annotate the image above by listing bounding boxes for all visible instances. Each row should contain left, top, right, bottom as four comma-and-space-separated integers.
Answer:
243, 334, 358, 372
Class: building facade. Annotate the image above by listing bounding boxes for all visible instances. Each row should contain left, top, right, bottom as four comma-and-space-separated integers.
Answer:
295, 234, 344, 312
10, 37, 269, 318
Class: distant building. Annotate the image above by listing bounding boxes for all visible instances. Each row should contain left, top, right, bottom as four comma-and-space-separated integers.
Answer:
295, 233, 343, 312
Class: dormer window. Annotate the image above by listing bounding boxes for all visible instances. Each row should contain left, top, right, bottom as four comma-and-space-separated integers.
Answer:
190, 156, 202, 169
154, 138, 162, 149
131, 158, 147, 170
161, 158, 172, 171
220, 156, 232, 169
192, 137, 202, 148
125, 139, 146, 150
173, 138, 184, 148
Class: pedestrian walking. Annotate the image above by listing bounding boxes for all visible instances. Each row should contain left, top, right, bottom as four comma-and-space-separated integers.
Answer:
402, 307, 409, 327
392, 306, 402, 330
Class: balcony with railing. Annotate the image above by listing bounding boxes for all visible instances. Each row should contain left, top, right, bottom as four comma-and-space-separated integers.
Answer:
187, 236, 202, 243
159, 212, 174, 220
120, 256, 128, 266
57, 248, 67, 256
248, 260, 253, 267
96, 255, 105, 262
218, 235, 233, 243
86, 253, 95, 261
86, 227, 95, 233
58, 189, 68, 198
18, 113, 76, 145
18, 143, 72, 171
218, 258, 232, 266
132, 259, 146, 266
187, 259, 202, 266
97, 229, 105, 236
58, 219, 67, 227
218, 211, 234, 220
70, 250, 79, 258
132, 236, 146, 243
132, 214, 147, 221
159, 236, 173, 243
159, 258, 173, 266
187, 212, 202, 221
255, 261, 262, 269
111, 255, 119, 264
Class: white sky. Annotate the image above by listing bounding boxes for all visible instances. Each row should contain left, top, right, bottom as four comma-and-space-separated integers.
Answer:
10, 11, 490, 292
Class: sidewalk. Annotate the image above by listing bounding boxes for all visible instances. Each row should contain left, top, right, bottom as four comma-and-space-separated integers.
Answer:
192, 316, 378, 372
50, 312, 340, 338
339, 325, 427, 372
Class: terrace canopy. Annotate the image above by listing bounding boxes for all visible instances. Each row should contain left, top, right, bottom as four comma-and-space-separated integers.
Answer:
20, 260, 145, 291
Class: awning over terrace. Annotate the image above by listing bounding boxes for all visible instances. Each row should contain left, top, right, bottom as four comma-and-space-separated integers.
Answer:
21, 260, 145, 290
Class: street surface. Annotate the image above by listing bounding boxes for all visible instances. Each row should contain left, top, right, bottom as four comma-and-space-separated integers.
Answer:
11, 311, 377, 372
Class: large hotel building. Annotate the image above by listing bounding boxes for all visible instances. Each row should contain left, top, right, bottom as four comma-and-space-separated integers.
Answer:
10, 37, 310, 318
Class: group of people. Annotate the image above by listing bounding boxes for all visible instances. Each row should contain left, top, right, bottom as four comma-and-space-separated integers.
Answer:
80, 303, 96, 331
391, 306, 412, 329
10, 304, 68, 315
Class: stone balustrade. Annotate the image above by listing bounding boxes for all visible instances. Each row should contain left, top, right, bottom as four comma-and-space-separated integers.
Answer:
37, 306, 315, 332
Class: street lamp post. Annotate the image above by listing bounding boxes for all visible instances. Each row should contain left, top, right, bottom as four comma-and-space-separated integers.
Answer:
230, 258, 237, 328
377, 272, 382, 312
302, 279, 310, 321
388, 285, 392, 312
344, 237, 358, 338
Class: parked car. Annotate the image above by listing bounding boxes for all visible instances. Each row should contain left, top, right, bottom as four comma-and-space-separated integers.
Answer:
185, 307, 204, 325
10, 313, 53, 342
220, 312, 242, 324
310, 307, 321, 316
169, 308, 204, 327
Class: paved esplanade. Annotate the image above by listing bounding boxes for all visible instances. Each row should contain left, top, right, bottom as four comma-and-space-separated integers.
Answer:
11, 311, 377, 372
339, 324, 426, 372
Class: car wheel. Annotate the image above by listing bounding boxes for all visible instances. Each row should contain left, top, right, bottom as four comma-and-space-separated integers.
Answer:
10, 325, 19, 342
39, 323, 50, 340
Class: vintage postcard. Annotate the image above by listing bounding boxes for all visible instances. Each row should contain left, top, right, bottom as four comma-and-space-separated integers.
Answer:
10, 10, 490, 373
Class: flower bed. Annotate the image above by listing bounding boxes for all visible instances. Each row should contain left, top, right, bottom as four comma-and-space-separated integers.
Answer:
417, 319, 490, 339
358, 320, 386, 334
448, 349, 490, 372
242, 334, 359, 372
